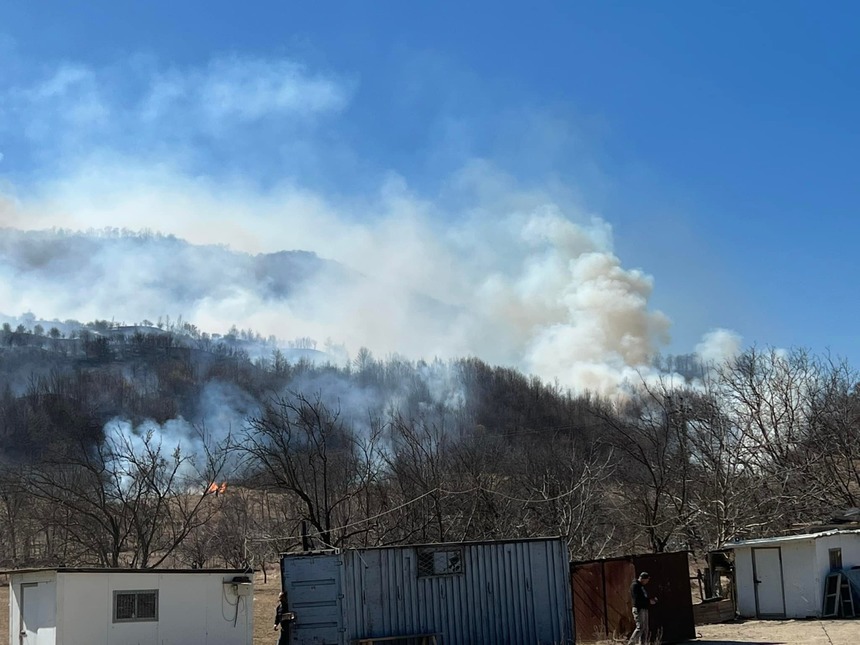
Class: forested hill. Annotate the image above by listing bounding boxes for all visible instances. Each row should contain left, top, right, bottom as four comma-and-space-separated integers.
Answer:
0, 227, 338, 301
0, 322, 858, 570
0, 228, 459, 360
0, 321, 602, 459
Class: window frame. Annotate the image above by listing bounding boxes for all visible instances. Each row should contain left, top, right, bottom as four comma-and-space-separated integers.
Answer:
829, 548, 843, 571
417, 547, 464, 578
112, 589, 159, 623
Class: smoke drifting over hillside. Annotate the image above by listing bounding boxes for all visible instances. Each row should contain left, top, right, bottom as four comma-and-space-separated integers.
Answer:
0, 168, 687, 392
0, 53, 735, 393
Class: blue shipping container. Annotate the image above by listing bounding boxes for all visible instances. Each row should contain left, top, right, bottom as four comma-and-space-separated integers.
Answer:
281, 537, 574, 645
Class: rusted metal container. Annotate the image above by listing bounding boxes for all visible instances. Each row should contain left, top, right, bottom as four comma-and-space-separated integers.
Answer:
571, 561, 606, 641
571, 551, 695, 643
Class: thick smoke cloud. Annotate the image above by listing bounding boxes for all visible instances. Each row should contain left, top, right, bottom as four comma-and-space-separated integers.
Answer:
695, 328, 743, 367
0, 53, 735, 394
0, 165, 677, 393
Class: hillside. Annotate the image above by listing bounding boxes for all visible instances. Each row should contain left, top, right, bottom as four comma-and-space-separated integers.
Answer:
1, 316, 859, 572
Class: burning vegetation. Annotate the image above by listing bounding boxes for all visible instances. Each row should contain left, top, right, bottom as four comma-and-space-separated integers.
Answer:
0, 321, 859, 571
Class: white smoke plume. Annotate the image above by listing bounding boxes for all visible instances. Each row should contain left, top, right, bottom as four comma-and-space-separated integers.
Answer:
0, 163, 675, 394
695, 328, 743, 367
0, 52, 727, 395
103, 417, 205, 486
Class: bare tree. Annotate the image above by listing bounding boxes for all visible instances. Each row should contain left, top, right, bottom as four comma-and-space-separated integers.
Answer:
797, 357, 860, 510
665, 383, 774, 552
513, 436, 616, 559
713, 347, 828, 532
240, 391, 384, 548
383, 413, 455, 544
0, 467, 29, 566
595, 378, 697, 553
26, 427, 229, 568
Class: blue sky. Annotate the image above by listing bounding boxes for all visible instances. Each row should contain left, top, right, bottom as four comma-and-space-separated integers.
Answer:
1, 1, 859, 372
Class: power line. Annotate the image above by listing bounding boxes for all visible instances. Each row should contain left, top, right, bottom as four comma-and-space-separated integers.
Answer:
244, 481, 589, 549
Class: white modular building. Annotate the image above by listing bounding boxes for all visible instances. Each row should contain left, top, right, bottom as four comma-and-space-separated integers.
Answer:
6, 568, 254, 645
725, 529, 860, 618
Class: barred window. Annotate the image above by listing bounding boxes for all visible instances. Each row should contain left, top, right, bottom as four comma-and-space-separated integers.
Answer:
113, 590, 158, 622
417, 548, 463, 577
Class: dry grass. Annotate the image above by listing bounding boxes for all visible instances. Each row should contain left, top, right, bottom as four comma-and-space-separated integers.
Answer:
252, 569, 283, 645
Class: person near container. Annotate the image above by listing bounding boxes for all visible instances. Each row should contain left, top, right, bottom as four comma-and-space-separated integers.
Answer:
628, 571, 658, 645
273, 591, 295, 645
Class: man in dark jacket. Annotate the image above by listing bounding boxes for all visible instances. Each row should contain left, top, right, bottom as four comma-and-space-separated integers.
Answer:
628, 572, 657, 645
274, 591, 295, 644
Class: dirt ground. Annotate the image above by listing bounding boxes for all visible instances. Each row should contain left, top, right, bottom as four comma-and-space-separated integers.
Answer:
694, 619, 860, 645
592, 619, 860, 644
4, 577, 860, 644
253, 572, 283, 644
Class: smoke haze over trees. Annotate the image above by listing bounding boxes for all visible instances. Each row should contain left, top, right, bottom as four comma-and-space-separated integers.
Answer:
1, 177, 686, 395
0, 318, 858, 569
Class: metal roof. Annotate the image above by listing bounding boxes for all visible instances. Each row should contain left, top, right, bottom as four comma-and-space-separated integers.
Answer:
0, 567, 251, 575
723, 528, 860, 549
279, 535, 564, 557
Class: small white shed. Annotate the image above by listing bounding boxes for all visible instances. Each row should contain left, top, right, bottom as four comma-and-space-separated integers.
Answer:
6, 568, 254, 645
725, 529, 860, 618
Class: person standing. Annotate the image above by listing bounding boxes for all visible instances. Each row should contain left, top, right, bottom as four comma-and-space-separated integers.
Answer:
628, 571, 657, 645
274, 591, 294, 644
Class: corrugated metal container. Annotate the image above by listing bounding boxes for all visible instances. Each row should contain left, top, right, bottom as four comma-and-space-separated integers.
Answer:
570, 551, 695, 644
281, 537, 573, 645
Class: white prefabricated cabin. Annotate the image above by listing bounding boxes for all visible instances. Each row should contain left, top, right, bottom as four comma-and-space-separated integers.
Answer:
725, 529, 860, 618
6, 568, 254, 645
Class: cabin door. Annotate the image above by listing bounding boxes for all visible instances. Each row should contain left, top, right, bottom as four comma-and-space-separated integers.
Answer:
19, 582, 50, 645
752, 547, 786, 617
282, 554, 345, 644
